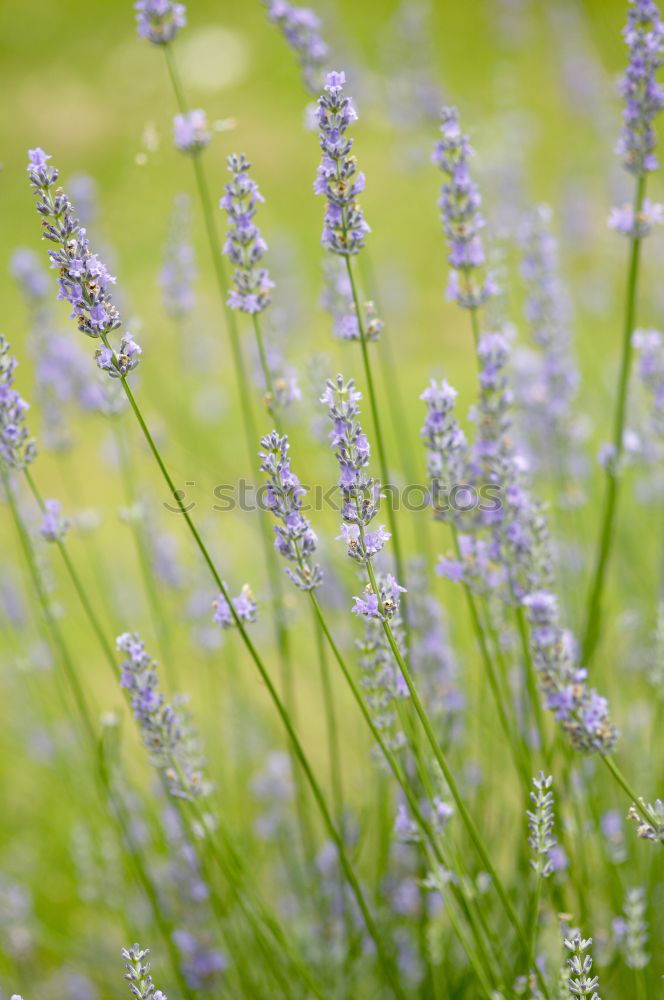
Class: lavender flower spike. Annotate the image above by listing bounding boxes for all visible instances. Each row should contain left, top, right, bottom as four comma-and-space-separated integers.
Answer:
263, 0, 329, 93
432, 107, 496, 309
314, 72, 370, 256
173, 111, 211, 155
616, 0, 664, 176
160, 194, 197, 320
40, 499, 69, 543
322, 375, 405, 620
122, 943, 167, 1000
212, 585, 258, 628
135, 0, 186, 45
221, 154, 274, 314
26, 149, 142, 379
0, 336, 37, 470
420, 378, 468, 523
259, 431, 322, 590
117, 633, 207, 800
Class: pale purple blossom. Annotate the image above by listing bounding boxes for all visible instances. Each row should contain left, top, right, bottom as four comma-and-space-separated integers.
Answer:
314, 72, 370, 256
135, 0, 186, 45
221, 154, 274, 315
40, 499, 69, 543
263, 0, 329, 93
212, 585, 257, 628
173, 110, 211, 155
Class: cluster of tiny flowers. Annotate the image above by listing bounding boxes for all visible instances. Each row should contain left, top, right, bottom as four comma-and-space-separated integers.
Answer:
356, 574, 409, 753
613, 887, 649, 969
116, 633, 205, 799
616, 0, 664, 176
160, 194, 196, 320
263, 0, 328, 93
634, 328, 664, 435
522, 591, 617, 752
516, 206, 579, 463
134, 0, 185, 45
122, 943, 167, 1000
627, 797, 664, 841
40, 499, 69, 543
353, 575, 406, 622
259, 431, 322, 589
321, 258, 382, 341
608, 197, 663, 237
420, 379, 468, 523
527, 772, 556, 877
563, 933, 601, 1000
0, 336, 37, 470
314, 71, 370, 256
322, 375, 406, 619
212, 585, 257, 628
221, 154, 274, 314
173, 110, 211, 154
432, 107, 496, 309
26, 150, 142, 378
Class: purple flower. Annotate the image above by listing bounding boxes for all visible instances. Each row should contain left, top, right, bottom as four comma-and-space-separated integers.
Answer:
521, 590, 617, 752
0, 337, 37, 470
608, 198, 664, 236
173, 110, 211, 154
420, 378, 468, 522
212, 585, 257, 628
259, 431, 322, 590
95, 335, 142, 378
221, 154, 274, 315
135, 0, 186, 45
314, 71, 370, 256
432, 108, 496, 309
436, 556, 465, 583
263, 0, 329, 93
616, 0, 664, 175
514, 205, 580, 471
26, 152, 142, 378
353, 574, 406, 623
116, 633, 206, 799
40, 499, 69, 543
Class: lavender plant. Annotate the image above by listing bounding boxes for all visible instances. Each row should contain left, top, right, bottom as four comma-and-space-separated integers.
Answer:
5, 1, 664, 996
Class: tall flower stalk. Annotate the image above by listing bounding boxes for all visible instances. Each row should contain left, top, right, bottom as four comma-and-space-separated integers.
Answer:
582, 0, 664, 662
314, 70, 408, 606
136, 10, 301, 755
26, 150, 405, 996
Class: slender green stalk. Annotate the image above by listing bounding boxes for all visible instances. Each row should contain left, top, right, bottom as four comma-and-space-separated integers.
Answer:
308, 591, 506, 992
600, 753, 660, 833
2, 466, 96, 750
529, 875, 543, 977
113, 421, 177, 687
96, 344, 402, 996
358, 553, 550, 998
252, 309, 346, 829
582, 175, 646, 664
514, 604, 549, 763
450, 526, 532, 788
4, 468, 193, 997
344, 256, 407, 605
162, 41, 299, 718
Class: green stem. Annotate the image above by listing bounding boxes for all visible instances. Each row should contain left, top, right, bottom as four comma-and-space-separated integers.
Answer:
529, 875, 542, 976
5, 468, 192, 997
308, 591, 500, 992
600, 753, 659, 834
582, 174, 646, 664
23, 468, 118, 676
361, 556, 550, 998
344, 256, 408, 611
514, 604, 549, 764
450, 526, 532, 788
97, 349, 402, 996
2, 466, 96, 750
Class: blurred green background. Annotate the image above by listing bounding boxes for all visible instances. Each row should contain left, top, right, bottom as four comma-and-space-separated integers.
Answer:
1, 0, 663, 993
